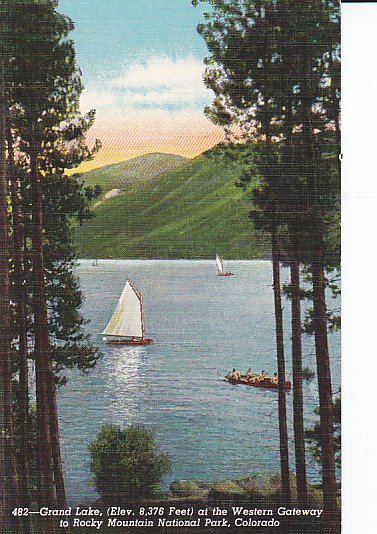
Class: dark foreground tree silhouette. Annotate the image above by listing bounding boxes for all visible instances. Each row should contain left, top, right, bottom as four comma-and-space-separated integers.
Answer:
2, 0, 101, 524
193, 2, 340, 531
0, 59, 20, 533
193, 0, 293, 505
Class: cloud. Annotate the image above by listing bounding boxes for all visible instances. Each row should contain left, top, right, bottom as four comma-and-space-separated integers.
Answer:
113, 56, 204, 89
83, 55, 211, 111
76, 55, 224, 171
111, 56, 211, 107
80, 89, 118, 111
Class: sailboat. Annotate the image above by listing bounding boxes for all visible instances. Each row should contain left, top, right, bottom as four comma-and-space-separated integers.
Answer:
92, 258, 99, 266
102, 280, 153, 345
215, 254, 234, 277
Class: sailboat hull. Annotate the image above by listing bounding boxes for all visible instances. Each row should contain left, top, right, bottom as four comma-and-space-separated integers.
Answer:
104, 338, 153, 345
217, 272, 234, 277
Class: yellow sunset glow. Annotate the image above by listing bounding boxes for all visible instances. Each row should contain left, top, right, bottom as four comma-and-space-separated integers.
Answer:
73, 110, 225, 173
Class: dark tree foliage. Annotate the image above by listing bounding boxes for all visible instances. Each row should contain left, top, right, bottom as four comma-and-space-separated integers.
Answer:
14, 162, 102, 384
42, 175, 101, 382
0, 32, 19, 533
193, 0, 340, 264
305, 395, 341, 469
7, 0, 102, 382
194, 0, 340, 526
89, 425, 171, 504
2, 0, 102, 514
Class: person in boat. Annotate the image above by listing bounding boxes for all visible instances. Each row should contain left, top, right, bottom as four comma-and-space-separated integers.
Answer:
272, 372, 278, 385
253, 370, 265, 383
246, 368, 256, 381
227, 369, 241, 380
251, 373, 262, 383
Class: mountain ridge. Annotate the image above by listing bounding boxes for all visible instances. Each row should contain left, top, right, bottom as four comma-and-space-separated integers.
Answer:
81, 152, 188, 193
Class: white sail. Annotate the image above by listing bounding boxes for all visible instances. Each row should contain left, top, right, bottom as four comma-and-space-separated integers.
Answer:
102, 281, 144, 338
216, 254, 224, 275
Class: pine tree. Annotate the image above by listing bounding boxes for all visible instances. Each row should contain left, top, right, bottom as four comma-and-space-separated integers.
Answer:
8, 127, 31, 511
194, 2, 340, 525
286, 2, 340, 525
0, 55, 15, 532
5, 0, 101, 515
193, 0, 292, 504
0, 8, 20, 527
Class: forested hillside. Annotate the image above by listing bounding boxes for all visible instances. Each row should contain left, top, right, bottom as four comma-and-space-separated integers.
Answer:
74, 153, 268, 259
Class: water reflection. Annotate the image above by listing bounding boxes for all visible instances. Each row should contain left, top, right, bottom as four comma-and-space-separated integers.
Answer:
103, 346, 145, 422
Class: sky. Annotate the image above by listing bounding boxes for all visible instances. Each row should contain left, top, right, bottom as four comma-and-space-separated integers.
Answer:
59, 0, 224, 171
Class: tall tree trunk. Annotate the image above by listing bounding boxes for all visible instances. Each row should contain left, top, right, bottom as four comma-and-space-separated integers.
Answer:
284, 68, 307, 506
312, 235, 338, 531
301, 43, 338, 530
271, 218, 291, 506
47, 382, 67, 509
30, 138, 56, 509
290, 244, 307, 506
0, 58, 19, 532
30, 135, 66, 510
7, 128, 32, 513
266, 80, 290, 503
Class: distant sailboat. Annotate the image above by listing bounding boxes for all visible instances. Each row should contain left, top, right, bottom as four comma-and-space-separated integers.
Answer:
92, 259, 99, 266
102, 280, 153, 345
215, 254, 233, 277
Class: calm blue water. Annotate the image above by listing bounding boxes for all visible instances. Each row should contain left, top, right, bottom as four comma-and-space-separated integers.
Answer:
58, 260, 340, 505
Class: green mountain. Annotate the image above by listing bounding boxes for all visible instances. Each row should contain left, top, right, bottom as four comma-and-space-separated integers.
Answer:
80, 152, 188, 191
74, 153, 269, 259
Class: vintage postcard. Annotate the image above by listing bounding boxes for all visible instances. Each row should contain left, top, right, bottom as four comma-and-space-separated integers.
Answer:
0, 0, 347, 532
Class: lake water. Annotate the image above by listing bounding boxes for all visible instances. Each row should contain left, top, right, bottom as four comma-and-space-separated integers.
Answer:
58, 260, 340, 505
